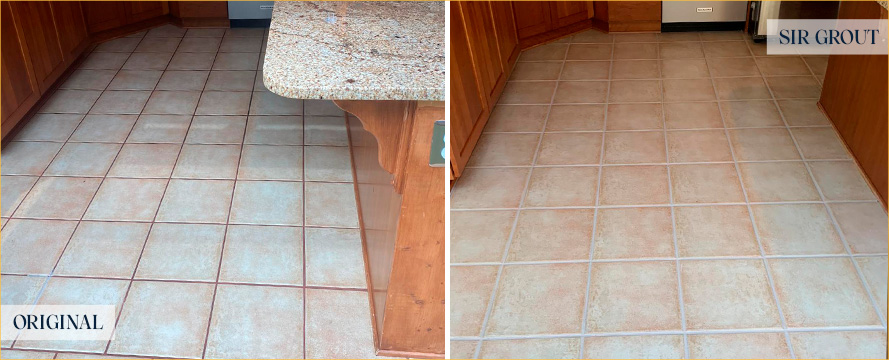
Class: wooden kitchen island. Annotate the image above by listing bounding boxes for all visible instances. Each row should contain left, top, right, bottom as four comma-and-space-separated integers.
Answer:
262, 2, 445, 358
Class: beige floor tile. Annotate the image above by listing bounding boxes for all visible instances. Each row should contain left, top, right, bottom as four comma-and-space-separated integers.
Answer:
122, 52, 173, 70
566, 44, 612, 60
739, 162, 820, 202
184, 115, 247, 144
305, 116, 347, 146
777, 99, 830, 126
682, 260, 781, 329
249, 90, 304, 115
176, 36, 221, 52
663, 79, 715, 102
675, 205, 759, 257
108, 70, 163, 90
212, 52, 260, 70
809, 161, 876, 201
54, 221, 150, 278
765, 76, 821, 99
155, 70, 209, 91
713, 77, 772, 100
604, 131, 665, 164
90, 90, 152, 115
520, 43, 569, 61
659, 42, 704, 59
485, 105, 548, 132
671, 164, 745, 203
791, 127, 850, 159
230, 181, 303, 226
204, 284, 303, 359
487, 263, 587, 335
584, 335, 685, 359
609, 80, 661, 103
587, 261, 681, 332
305, 289, 377, 359
546, 104, 605, 131
658, 32, 701, 42
719, 100, 783, 127
108, 281, 214, 358
701, 31, 745, 41
753, 204, 844, 255
687, 333, 790, 359
771, 257, 881, 326
53, 353, 140, 359
791, 331, 887, 359
606, 103, 662, 131
508, 209, 594, 261
239, 145, 303, 181
594, 207, 674, 259
615, 33, 658, 43
702, 41, 751, 57
219, 36, 263, 52
707, 57, 760, 77
245, 115, 303, 145
146, 24, 187, 37
304, 182, 357, 227
663, 102, 723, 129
468, 134, 539, 166
197, 91, 252, 115
0, 219, 77, 274
127, 114, 192, 143
219, 225, 302, 285
79, 52, 129, 70
155, 179, 233, 223
95, 37, 141, 52
560, 61, 610, 80
481, 338, 581, 359
172, 144, 241, 179
830, 202, 888, 254
135, 37, 180, 52
599, 165, 670, 205
524, 166, 598, 207
667, 130, 733, 162
60, 69, 116, 90
451, 265, 498, 337
756, 56, 811, 75
305, 228, 365, 287
70, 114, 138, 142
537, 132, 602, 165
612, 60, 659, 79
510, 62, 563, 80
1, 176, 38, 217
499, 81, 557, 104
12, 114, 83, 142
555, 81, 609, 103
802, 55, 828, 75
728, 128, 800, 161
135, 223, 224, 281
614, 43, 658, 60
44, 143, 121, 177
1, 275, 46, 308
452, 168, 529, 209
660, 58, 710, 78
224, 27, 265, 38
304, 99, 344, 116
15, 177, 102, 220
572, 29, 613, 43
167, 51, 216, 70
83, 178, 166, 221
856, 256, 887, 321
450, 210, 514, 263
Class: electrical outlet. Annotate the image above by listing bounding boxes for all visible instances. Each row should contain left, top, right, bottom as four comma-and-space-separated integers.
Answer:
696, 7, 713, 13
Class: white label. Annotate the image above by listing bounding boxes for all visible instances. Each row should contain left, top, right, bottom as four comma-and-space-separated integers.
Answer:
259, 5, 273, 10
767, 19, 889, 55
696, 7, 713, 13
2, 305, 117, 341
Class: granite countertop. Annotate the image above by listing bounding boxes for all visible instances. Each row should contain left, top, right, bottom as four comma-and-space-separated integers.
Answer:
263, 1, 444, 101
878, 1, 888, 10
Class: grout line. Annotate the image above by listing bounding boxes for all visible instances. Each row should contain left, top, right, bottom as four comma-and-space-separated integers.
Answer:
446, 253, 889, 267
450, 199, 880, 211
301, 73, 309, 360
462, 158, 858, 168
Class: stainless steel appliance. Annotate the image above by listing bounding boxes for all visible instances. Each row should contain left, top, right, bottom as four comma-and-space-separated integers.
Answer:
747, 1, 840, 41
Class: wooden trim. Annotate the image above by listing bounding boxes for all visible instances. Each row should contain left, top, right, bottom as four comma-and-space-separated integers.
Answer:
377, 348, 445, 359
171, 16, 229, 28
88, 14, 173, 42
519, 19, 592, 50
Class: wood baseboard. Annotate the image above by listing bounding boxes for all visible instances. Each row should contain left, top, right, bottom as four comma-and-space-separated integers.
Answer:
89, 14, 173, 42
519, 20, 592, 49
172, 16, 230, 28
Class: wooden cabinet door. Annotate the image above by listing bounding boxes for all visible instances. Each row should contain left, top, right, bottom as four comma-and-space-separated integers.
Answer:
50, 1, 90, 63
490, 1, 518, 70
450, 6, 487, 176
459, 2, 504, 107
124, 1, 167, 23
512, 1, 552, 39
551, 1, 588, 28
11, 2, 66, 93
1, 2, 40, 137
82, 1, 126, 34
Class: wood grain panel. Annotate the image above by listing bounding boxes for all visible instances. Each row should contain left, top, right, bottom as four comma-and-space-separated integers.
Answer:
459, 2, 504, 105
125, 1, 167, 23
450, 5, 488, 177
81, 1, 127, 33
489, 1, 519, 71
169, 1, 229, 27
11, 2, 66, 93
1, 1, 40, 137
552, 1, 588, 28
592, 1, 662, 33
512, 1, 552, 39
50, 1, 90, 63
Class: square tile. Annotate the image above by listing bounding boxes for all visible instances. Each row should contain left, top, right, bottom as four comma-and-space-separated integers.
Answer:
675, 205, 759, 257
756, 57, 811, 75
830, 202, 888, 254
204, 284, 303, 359
520, 43, 568, 61
663, 79, 716, 102
546, 104, 605, 131
487, 263, 587, 335
499, 81, 556, 104
688, 333, 791, 359
79, 52, 129, 70
450, 265, 498, 337
305, 182, 357, 227
536, 132, 602, 165
83, 178, 166, 221
801, 55, 828, 75
467, 134, 539, 166
219, 225, 303, 285
671, 164, 745, 204
510, 62, 562, 80
212, 52, 259, 70
486, 105, 548, 132
305, 289, 377, 359
54, 222, 150, 278
219, 36, 263, 52
554, 81, 609, 103
614, 43, 658, 59
560, 61, 610, 80
155, 70, 209, 91
659, 42, 704, 59
700, 31, 745, 41
606, 103, 662, 131
765, 76, 821, 98
14, 177, 102, 220
305, 116, 348, 146
572, 29, 614, 43
127, 115, 192, 143
238, 145, 303, 181
615, 33, 658, 43
566, 44, 612, 60
707, 57, 760, 77
90, 90, 151, 114
69, 114, 137, 142
769, 257, 881, 327
661, 58, 710, 78
1, 176, 38, 217
508, 209, 594, 261
702, 41, 751, 57
60, 69, 116, 90
305, 227, 366, 287
664, 102, 723, 129
304, 145, 351, 182
451, 168, 529, 209
122, 52, 173, 70
450, 211, 515, 263
0, 142, 63, 175
714, 77, 772, 100
0, 219, 77, 274
612, 60, 659, 79
135, 223, 224, 282
142, 90, 201, 115
205, 70, 256, 91
224, 27, 265, 37
304, 100, 343, 116
245, 116, 303, 145
739, 162, 820, 202
146, 24, 187, 37
195, 91, 253, 115
176, 36, 221, 52
524, 167, 598, 207
681, 260, 781, 329
13, 114, 82, 141
777, 99, 830, 126
729, 128, 800, 161
604, 131, 665, 164
791, 331, 887, 359
586, 261, 681, 332
609, 80, 661, 103
155, 179, 234, 223
185, 115, 248, 144
753, 204, 844, 255
1, 275, 46, 309
135, 37, 181, 52
108, 143, 181, 178
108, 281, 214, 358
481, 338, 581, 359
667, 130, 732, 162
172, 144, 240, 179
594, 207, 674, 259
856, 257, 887, 321
599, 166, 670, 205
167, 52, 216, 70
95, 37, 141, 52
39, 90, 102, 114
230, 181, 303, 226
720, 100, 783, 127
809, 161, 876, 201
584, 336, 685, 359
791, 127, 849, 159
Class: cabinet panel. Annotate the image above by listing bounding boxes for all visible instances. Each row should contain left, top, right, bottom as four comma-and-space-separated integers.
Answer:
11, 2, 66, 93
513, 1, 552, 39
82, 1, 126, 33
125, 1, 167, 23
459, 2, 505, 108
490, 1, 518, 69
50, 1, 90, 62
551, 1, 588, 28
1, 2, 39, 137
450, 6, 487, 175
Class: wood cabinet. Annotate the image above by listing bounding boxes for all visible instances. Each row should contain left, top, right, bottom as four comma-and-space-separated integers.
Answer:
512, 1, 592, 47
592, 1, 662, 32
50, 1, 90, 61
81, 1, 167, 34
11, 2, 66, 93
1, 2, 40, 138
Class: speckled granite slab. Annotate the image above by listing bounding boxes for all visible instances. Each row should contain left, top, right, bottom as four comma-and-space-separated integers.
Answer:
263, 1, 444, 101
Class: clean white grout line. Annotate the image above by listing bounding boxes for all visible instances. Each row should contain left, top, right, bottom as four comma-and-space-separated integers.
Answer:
450, 199, 881, 211
447, 252, 889, 267
462, 158, 859, 168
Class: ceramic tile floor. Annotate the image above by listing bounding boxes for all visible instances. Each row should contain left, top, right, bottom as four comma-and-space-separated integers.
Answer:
450, 30, 888, 359
0, 24, 381, 359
